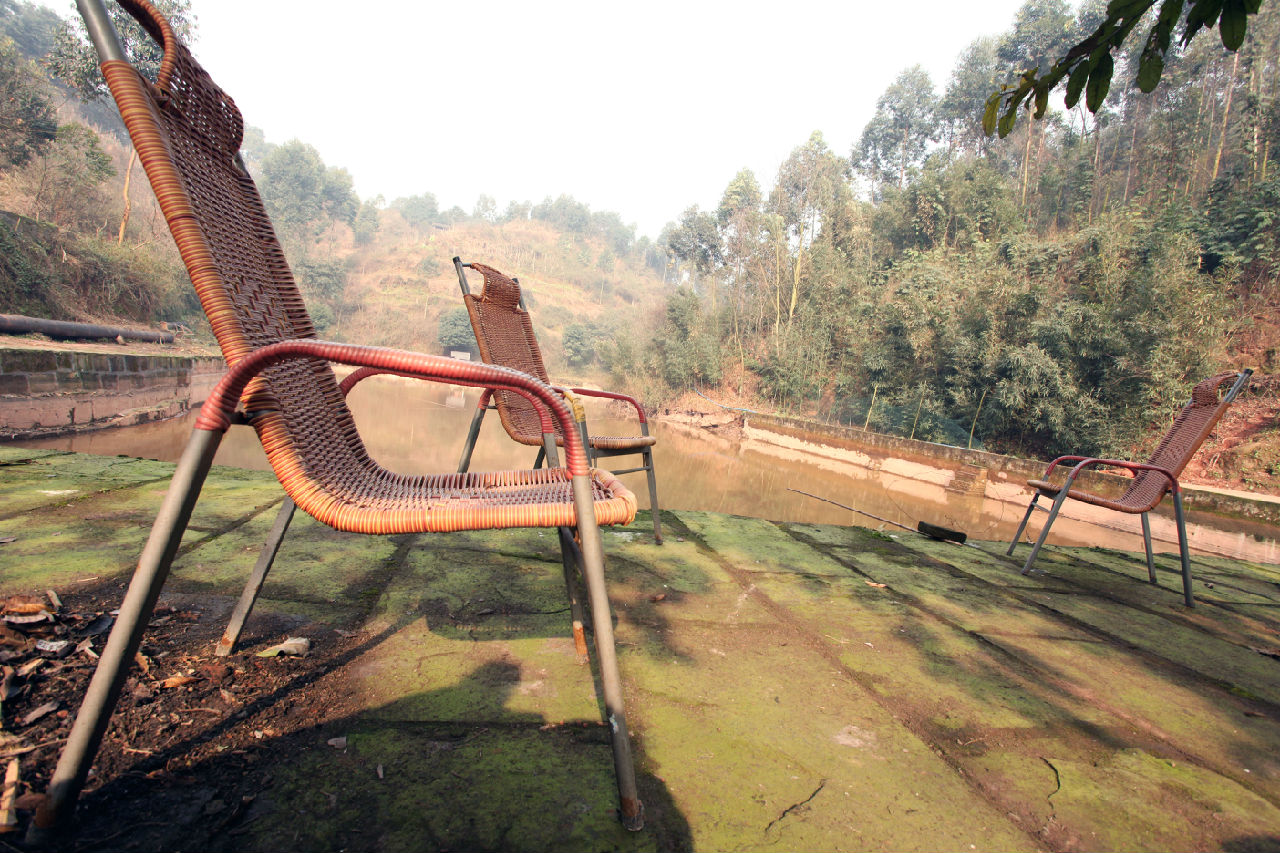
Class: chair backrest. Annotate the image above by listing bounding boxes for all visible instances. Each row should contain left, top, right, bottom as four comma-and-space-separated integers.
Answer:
97, 0, 374, 482
1121, 371, 1251, 509
459, 262, 556, 446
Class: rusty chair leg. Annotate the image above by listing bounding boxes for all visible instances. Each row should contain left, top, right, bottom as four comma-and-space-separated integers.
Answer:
215, 497, 296, 656
570, 473, 644, 831
557, 527, 590, 662
539, 434, 588, 661
32, 427, 223, 840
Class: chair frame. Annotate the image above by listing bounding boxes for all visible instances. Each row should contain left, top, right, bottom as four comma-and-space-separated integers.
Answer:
1007, 370, 1252, 606
33, 0, 644, 836
453, 257, 664, 543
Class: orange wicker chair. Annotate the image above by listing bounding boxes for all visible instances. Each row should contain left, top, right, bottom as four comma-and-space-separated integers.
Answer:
454, 258, 664, 543
35, 0, 643, 835
1007, 370, 1252, 606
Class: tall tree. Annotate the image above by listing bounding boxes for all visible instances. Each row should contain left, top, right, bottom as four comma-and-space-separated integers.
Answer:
772, 132, 852, 328
393, 193, 440, 230
855, 66, 940, 191
44, 0, 195, 243
940, 37, 1002, 156
666, 205, 722, 292
0, 0, 61, 60
0, 36, 55, 168
256, 140, 358, 250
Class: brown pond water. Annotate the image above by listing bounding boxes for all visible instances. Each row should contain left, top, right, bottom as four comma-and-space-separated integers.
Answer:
14, 376, 1280, 565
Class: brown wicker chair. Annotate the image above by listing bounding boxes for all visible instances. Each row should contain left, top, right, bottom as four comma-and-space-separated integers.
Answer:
34, 0, 644, 836
454, 258, 664, 543
1007, 370, 1252, 606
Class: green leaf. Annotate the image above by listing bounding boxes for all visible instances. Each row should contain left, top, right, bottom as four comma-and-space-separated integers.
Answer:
997, 103, 1018, 138
1033, 84, 1050, 118
1137, 51, 1165, 92
1151, 0, 1187, 49
1106, 0, 1152, 16
982, 92, 1001, 137
1086, 53, 1115, 112
1065, 60, 1091, 108
1219, 0, 1248, 49
1184, 0, 1224, 44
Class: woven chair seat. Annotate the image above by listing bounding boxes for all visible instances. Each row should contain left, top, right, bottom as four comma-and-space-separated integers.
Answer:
588, 434, 657, 452
278, 463, 636, 535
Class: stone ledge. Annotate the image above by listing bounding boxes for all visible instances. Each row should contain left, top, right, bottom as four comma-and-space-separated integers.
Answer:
0, 345, 224, 440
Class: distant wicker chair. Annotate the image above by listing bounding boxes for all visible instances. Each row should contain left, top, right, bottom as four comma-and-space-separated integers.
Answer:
454, 258, 664, 543
33, 0, 644, 836
1008, 370, 1252, 606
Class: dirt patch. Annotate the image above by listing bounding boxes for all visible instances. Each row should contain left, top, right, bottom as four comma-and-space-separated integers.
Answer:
0, 581, 368, 851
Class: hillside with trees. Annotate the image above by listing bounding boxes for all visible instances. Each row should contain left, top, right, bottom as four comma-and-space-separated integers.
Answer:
645, 0, 1279, 489
0, 0, 670, 379
0, 0, 1275, 491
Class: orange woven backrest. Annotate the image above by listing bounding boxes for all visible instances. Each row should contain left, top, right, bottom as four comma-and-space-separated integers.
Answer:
462, 263, 558, 445
1120, 373, 1239, 508
99, 0, 374, 483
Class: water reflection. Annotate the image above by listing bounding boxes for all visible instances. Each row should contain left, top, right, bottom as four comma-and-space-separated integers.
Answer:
13, 375, 1278, 564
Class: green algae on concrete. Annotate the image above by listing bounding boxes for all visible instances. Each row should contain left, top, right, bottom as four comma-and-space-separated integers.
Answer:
0, 450, 174, 518
1042, 749, 1280, 851
247, 723, 661, 853
680, 515, 1280, 850
349, 614, 604, 726
617, 614, 1040, 852
5, 449, 1280, 852
171, 511, 402, 628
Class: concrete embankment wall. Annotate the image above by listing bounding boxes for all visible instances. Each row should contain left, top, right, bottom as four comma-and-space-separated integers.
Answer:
745, 412, 1280, 529
0, 346, 223, 439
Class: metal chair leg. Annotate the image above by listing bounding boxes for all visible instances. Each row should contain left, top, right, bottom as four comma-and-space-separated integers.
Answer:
1140, 512, 1158, 584
33, 428, 223, 839
1173, 490, 1195, 607
641, 447, 662, 544
557, 527, 589, 662
571, 474, 644, 831
456, 402, 487, 474
1020, 489, 1069, 576
1007, 493, 1041, 555
215, 497, 296, 656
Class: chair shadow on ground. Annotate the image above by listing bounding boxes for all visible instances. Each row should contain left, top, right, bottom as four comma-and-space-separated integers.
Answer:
67, 644, 691, 853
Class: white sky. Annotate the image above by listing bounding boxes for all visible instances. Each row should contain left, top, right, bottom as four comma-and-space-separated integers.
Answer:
46, 0, 1031, 239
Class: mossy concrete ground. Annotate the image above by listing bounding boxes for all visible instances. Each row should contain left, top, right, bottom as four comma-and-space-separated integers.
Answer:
2, 446, 1279, 851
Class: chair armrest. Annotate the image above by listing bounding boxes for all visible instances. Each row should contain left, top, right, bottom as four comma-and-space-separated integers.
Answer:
338, 366, 398, 396
560, 386, 649, 425
197, 340, 590, 475
1041, 455, 1090, 477
1051, 457, 1181, 494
